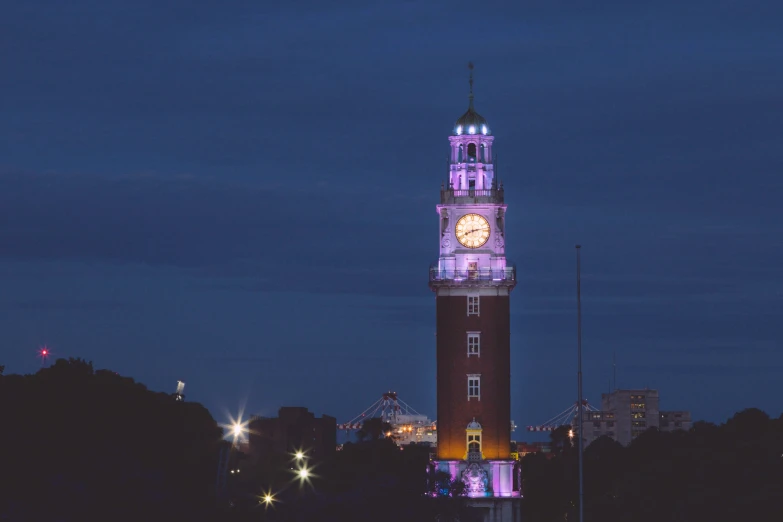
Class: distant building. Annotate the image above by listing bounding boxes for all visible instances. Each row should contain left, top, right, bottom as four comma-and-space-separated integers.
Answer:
247, 407, 336, 461
390, 414, 438, 446
573, 389, 692, 447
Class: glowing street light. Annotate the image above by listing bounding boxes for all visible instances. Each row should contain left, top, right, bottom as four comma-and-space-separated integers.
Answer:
260, 490, 276, 508
293, 463, 314, 486
222, 413, 249, 445
229, 421, 247, 443
294, 451, 304, 461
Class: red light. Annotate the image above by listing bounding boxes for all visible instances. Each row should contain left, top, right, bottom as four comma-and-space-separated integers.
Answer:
42, 350, 48, 355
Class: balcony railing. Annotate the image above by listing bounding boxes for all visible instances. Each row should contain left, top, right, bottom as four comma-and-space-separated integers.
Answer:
429, 264, 516, 285
440, 188, 504, 204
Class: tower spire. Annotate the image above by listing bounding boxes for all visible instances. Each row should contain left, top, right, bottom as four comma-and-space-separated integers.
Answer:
468, 61, 475, 110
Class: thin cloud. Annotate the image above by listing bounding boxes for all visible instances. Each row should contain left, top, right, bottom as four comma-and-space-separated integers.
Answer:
2, 299, 132, 312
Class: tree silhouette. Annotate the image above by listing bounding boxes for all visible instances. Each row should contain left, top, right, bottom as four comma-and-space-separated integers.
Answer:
0, 358, 222, 522
549, 424, 575, 457
520, 408, 783, 522
356, 417, 393, 442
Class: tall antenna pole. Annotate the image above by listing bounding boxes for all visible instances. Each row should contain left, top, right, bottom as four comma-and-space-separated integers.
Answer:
576, 245, 584, 522
613, 350, 617, 391
468, 61, 475, 110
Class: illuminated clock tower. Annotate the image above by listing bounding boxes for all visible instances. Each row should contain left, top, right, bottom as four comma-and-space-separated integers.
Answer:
429, 66, 521, 509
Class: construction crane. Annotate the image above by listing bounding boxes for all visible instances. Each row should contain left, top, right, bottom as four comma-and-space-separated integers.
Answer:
338, 391, 427, 429
339, 391, 437, 445
526, 400, 598, 432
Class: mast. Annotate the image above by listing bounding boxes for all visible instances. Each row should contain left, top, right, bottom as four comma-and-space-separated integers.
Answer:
613, 350, 617, 391
576, 245, 584, 522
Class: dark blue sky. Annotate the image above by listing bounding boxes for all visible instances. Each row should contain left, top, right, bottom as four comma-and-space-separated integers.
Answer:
1, 1, 781, 435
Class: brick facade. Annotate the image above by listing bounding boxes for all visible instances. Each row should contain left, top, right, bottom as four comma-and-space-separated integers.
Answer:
436, 293, 511, 460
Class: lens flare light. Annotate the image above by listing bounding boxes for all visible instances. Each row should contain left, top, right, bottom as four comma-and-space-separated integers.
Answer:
222, 413, 250, 444
259, 490, 277, 509
294, 464, 315, 487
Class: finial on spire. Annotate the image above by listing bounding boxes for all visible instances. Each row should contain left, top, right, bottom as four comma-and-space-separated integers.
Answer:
468, 61, 474, 110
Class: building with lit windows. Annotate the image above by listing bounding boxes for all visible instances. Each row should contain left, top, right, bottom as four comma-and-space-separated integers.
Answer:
574, 388, 692, 447
429, 67, 521, 520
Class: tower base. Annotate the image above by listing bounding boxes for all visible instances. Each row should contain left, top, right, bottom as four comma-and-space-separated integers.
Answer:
434, 459, 520, 499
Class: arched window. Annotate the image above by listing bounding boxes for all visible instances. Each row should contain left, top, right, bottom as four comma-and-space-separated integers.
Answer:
467, 143, 477, 161
458, 145, 464, 163
480, 144, 486, 162
468, 434, 481, 454
466, 418, 483, 459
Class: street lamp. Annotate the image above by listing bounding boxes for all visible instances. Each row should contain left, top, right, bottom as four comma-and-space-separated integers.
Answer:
294, 464, 314, 487
260, 490, 276, 508
222, 414, 249, 446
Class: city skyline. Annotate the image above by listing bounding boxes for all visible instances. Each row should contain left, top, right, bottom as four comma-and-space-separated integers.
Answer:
1, 1, 781, 433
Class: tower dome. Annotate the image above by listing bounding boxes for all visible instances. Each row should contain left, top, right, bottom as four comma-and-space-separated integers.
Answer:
467, 418, 482, 430
453, 62, 491, 136
454, 107, 490, 136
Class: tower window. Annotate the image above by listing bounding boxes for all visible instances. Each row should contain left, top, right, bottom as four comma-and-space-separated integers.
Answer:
467, 143, 477, 161
481, 143, 487, 162
468, 374, 480, 400
467, 295, 479, 316
468, 434, 481, 453
458, 145, 464, 163
467, 332, 480, 356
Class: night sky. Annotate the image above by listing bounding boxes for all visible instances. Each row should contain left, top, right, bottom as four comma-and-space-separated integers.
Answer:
1, 1, 781, 436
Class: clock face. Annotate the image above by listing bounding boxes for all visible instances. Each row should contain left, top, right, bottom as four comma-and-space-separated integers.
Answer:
455, 213, 491, 248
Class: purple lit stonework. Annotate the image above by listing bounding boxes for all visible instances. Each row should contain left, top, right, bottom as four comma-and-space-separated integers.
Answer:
429, 75, 522, 520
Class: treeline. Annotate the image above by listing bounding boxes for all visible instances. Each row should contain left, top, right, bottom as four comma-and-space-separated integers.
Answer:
3, 360, 782, 522
0, 358, 222, 522
523, 411, 783, 522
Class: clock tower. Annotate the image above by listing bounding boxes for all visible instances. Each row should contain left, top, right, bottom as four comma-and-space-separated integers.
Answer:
430, 66, 521, 509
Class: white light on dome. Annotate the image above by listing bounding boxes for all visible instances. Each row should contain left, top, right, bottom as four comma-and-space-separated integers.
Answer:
481, 125, 488, 134
468, 125, 476, 134
456, 125, 463, 135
